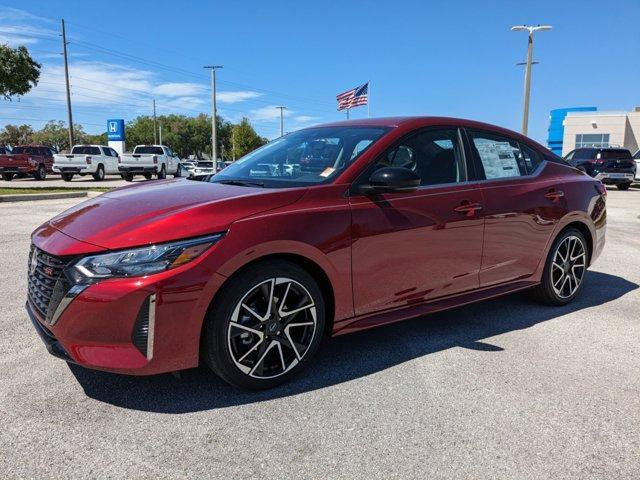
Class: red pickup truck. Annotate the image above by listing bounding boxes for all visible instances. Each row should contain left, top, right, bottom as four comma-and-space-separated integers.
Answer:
0, 145, 56, 181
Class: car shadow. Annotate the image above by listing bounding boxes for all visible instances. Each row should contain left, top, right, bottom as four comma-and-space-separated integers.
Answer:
69, 271, 637, 413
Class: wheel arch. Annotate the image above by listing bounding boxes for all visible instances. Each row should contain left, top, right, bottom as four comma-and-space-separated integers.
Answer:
201, 252, 336, 346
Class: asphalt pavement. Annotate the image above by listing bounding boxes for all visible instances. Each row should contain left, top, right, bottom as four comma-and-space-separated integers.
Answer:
1, 187, 639, 479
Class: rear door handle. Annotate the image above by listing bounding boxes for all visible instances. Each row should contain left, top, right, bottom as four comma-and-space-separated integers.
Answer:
545, 189, 564, 201
454, 201, 483, 217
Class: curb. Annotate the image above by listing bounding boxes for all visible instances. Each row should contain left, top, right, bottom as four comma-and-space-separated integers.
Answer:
0, 191, 88, 202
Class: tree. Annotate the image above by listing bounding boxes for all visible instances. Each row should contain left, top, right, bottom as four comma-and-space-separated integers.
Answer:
0, 45, 41, 100
0, 124, 34, 146
231, 117, 267, 159
31, 120, 86, 151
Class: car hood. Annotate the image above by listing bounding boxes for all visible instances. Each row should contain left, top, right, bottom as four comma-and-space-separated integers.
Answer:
45, 179, 306, 250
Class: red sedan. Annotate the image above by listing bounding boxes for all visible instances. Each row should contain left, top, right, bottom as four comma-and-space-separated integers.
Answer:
27, 117, 606, 389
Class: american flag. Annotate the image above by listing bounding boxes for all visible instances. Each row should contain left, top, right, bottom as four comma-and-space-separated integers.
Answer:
336, 82, 369, 111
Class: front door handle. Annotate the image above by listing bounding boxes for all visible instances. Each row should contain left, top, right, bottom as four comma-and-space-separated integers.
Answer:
545, 189, 564, 201
454, 201, 483, 217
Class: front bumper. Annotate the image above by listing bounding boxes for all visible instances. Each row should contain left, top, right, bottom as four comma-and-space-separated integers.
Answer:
26, 248, 228, 375
118, 166, 158, 174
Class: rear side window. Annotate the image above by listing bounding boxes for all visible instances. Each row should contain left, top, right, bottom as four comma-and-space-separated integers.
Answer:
518, 143, 543, 174
573, 149, 596, 160
468, 130, 527, 179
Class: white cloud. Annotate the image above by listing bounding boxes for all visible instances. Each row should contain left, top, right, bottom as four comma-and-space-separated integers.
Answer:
249, 105, 294, 122
294, 115, 320, 123
217, 90, 262, 104
0, 8, 58, 46
153, 82, 206, 97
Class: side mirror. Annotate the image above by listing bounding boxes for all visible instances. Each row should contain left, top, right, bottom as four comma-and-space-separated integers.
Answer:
360, 167, 420, 194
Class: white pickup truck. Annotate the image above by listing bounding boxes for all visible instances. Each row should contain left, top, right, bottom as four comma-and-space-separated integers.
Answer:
53, 145, 120, 181
118, 145, 181, 181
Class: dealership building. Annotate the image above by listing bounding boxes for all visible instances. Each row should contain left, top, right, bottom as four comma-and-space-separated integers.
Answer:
547, 107, 640, 156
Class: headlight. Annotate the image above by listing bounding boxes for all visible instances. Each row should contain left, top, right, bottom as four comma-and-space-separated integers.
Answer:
67, 234, 223, 284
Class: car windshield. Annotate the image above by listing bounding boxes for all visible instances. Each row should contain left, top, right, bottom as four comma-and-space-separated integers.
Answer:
210, 126, 389, 188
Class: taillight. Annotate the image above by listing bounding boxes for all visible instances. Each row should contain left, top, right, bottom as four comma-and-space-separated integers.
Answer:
85, 156, 92, 164
152, 155, 158, 164
593, 159, 605, 165
595, 182, 607, 196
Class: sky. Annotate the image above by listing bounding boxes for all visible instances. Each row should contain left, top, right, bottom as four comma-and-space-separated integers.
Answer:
0, 0, 638, 143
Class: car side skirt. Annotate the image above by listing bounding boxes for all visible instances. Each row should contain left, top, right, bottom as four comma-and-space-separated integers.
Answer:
333, 279, 538, 336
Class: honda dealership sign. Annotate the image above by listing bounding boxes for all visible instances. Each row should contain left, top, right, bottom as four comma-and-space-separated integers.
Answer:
107, 119, 126, 154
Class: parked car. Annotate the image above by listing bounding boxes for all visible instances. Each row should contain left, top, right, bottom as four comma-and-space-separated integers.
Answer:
53, 145, 120, 181
27, 117, 606, 389
0, 145, 55, 181
564, 147, 636, 190
0, 145, 10, 155
634, 149, 640, 181
179, 159, 215, 179
118, 145, 181, 181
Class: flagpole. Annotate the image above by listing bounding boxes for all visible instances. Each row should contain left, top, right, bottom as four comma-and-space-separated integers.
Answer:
368, 80, 370, 118
347, 108, 350, 120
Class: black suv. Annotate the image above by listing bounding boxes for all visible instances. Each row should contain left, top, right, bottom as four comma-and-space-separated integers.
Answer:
564, 147, 636, 190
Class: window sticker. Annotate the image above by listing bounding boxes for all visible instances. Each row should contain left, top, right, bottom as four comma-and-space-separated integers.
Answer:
475, 141, 520, 179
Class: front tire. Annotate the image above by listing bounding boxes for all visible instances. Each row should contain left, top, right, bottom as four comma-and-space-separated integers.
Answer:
617, 182, 631, 191
203, 260, 326, 390
92, 164, 105, 181
530, 228, 588, 306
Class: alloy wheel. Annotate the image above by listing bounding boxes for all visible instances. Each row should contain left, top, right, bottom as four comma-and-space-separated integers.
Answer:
227, 277, 317, 379
551, 235, 586, 298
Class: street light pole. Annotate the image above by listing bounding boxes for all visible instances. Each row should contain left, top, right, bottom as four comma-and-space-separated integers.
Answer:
60, 19, 74, 148
204, 65, 223, 162
276, 106, 286, 137
153, 99, 157, 144
511, 25, 552, 136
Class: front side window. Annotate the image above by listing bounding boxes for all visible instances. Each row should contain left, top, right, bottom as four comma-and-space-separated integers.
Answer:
468, 130, 526, 179
211, 126, 389, 188
372, 128, 465, 186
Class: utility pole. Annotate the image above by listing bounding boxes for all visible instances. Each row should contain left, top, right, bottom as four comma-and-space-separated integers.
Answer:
232, 127, 236, 162
511, 25, 552, 136
276, 106, 286, 137
159, 123, 162, 145
204, 65, 223, 161
153, 99, 158, 144
61, 19, 74, 148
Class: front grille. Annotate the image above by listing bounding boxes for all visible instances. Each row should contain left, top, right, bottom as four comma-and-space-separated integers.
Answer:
27, 245, 75, 323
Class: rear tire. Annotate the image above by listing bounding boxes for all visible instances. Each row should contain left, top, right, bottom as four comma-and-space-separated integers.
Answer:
157, 164, 166, 180
61, 172, 74, 182
122, 172, 134, 182
202, 260, 326, 390
92, 164, 105, 181
34, 164, 46, 180
2, 173, 14, 181
617, 182, 631, 191
530, 228, 588, 306
143, 172, 153, 180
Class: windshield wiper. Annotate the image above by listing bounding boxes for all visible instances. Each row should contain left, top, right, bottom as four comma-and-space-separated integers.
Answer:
216, 179, 265, 187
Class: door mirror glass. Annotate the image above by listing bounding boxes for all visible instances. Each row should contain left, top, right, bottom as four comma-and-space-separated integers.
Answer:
361, 167, 420, 194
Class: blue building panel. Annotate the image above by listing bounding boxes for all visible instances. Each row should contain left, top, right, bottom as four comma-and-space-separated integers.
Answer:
547, 107, 597, 155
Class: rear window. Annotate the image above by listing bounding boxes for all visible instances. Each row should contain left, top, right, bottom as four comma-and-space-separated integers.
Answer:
599, 149, 632, 159
134, 146, 164, 155
71, 146, 101, 155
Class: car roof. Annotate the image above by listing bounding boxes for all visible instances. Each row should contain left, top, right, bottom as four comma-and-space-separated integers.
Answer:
574, 147, 630, 151
310, 116, 536, 141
